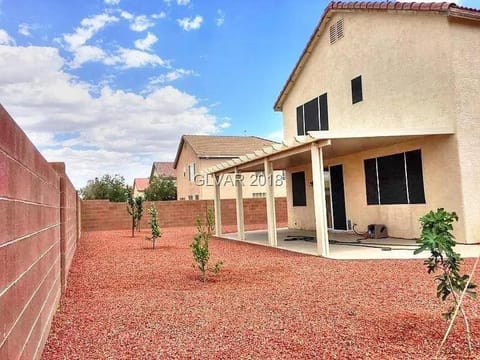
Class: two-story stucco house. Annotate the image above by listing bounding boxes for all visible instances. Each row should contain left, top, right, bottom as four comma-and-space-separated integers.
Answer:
206, 1, 480, 255
174, 135, 287, 200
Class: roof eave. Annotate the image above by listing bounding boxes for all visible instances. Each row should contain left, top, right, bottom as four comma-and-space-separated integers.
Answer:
173, 136, 186, 169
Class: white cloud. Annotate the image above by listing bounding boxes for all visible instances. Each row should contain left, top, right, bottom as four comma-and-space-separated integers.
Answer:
104, 0, 120, 5
134, 32, 158, 51
120, 11, 134, 20
218, 121, 231, 129
0, 44, 222, 188
177, 0, 190, 5
63, 13, 118, 50
26, 132, 56, 147
62, 12, 163, 69
177, 15, 203, 31
18, 23, 32, 36
70, 45, 107, 68
149, 68, 196, 84
152, 12, 166, 19
105, 48, 165, 68
0, 29, 15, 45
130, 15, 155, 32
216, 9, 225, 26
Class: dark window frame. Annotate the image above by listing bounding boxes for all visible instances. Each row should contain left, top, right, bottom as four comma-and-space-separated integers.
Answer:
351, 75, 363, 104
291, 171, 307, 207
364, 149, 426, 205
296, 93, 329, 136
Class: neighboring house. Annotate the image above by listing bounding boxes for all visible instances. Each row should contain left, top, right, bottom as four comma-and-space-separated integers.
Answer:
206, 1, 480, 254
132, 178, 150, 198
150, 161, 176, 182
173, 135, 287, 200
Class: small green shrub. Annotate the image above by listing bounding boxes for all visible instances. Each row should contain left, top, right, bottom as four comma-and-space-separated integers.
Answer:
190, 208, 224, 282
415, 208, 476, 354
126, 192, 143, 237
145, 204, 161, 249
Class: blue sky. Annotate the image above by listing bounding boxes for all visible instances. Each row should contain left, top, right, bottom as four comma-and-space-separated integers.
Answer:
1, 0, 479, 188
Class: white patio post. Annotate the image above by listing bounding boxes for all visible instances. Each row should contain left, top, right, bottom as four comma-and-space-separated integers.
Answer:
214, 173, 222, 237
235, 169, 245, 240
311, 143, 329, 257
264, 158, 277, 247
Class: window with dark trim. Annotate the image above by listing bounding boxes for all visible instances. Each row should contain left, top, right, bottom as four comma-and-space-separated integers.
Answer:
364, 149, 425, 205
296, 93, 328, 136
296, 106, 304, 135
292, 171, 307, 206
319, 93, 328, 130
351, 76, 363, 104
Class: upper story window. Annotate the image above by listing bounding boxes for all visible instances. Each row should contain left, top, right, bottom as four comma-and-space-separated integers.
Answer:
296, 93, 329, 136
364, 149, 425, 205
351, 76, 363, 104
329, 18, 344, 45
188, 162, 195, 182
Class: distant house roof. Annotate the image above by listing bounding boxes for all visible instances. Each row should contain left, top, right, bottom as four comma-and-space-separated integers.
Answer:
150, 162, 176, 179
273, 1, 480, 111
133, 178, 150, 192
173, 135, 279, 168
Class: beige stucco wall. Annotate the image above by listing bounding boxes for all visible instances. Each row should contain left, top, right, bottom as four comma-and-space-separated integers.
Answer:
175, 141, 201, 200
450, 19, 480, 244
282, 11, 456, 140
286, 136, 469, 242
175, 142, 287, 200
280, 11, 479, 244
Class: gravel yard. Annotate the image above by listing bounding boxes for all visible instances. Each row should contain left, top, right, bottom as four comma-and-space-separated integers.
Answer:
42, 228, 480, 359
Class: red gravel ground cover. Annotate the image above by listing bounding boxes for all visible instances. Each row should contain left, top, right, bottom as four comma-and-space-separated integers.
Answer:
42, 228, 480, 359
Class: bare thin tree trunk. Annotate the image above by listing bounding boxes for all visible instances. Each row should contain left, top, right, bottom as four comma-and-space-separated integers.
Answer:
435, 255, 479, 358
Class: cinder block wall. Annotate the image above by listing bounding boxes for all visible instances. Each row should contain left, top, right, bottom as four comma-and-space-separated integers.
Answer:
0, 106, 80, 360
81, 198, 288, 232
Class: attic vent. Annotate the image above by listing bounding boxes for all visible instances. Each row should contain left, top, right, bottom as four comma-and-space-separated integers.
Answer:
329, 18, 344, 45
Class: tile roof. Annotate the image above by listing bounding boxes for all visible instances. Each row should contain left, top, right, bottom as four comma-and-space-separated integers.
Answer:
274, 1, 480, 111
173, 135, 279, 168
204, 135, 325, 175
151, 162, 176, 178
133, 178, 150, 191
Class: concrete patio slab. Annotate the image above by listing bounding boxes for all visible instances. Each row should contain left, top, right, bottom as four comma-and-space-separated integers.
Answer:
221, 228, 480, 260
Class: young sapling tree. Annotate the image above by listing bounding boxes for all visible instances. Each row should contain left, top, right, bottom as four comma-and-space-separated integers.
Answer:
414, 208, 477, 355
190, 207, 224, 282
145, 204, 161, 249
135, 196, 144, 231
126, 192, 144, 237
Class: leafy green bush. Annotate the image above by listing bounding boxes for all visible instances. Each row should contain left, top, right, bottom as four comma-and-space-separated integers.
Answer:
415, 208, 477, 354
144, 177, 177, 201
80, 174, 129, 202
190, 208, 224, 282
145, 204, 161, 249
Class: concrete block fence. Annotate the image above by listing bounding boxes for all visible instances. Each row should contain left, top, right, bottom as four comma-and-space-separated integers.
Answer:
0, 106, 81, 360
0, 103, 286, 359
81, 197, 287, 232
